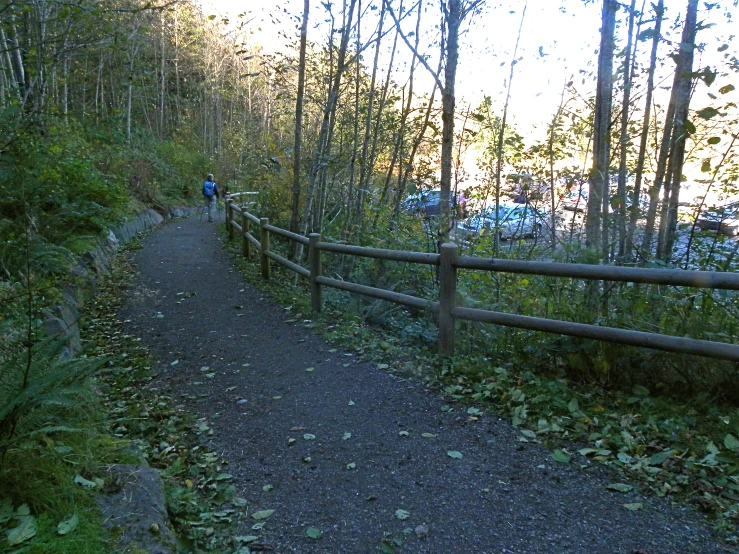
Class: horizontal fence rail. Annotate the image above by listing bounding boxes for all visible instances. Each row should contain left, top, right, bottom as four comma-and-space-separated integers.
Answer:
316, 242, 441, 265
453, 307, 739, 362
456, 256, 739, 289
316, 276, 438, 312
223, 196, 739, 362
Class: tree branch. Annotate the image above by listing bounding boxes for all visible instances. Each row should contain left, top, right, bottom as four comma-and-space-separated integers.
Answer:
384, 0, 444, 91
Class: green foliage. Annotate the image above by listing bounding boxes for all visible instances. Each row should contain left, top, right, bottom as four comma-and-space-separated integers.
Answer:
438, 355, 739, 531
0, 336, 115, 554
0, 121, 127, 277
0, 336, 105, 457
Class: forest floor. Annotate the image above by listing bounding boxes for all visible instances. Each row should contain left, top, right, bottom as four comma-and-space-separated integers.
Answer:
116, 214, 731, 554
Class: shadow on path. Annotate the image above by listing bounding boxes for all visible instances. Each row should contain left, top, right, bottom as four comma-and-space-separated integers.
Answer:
119, 215, 725, 554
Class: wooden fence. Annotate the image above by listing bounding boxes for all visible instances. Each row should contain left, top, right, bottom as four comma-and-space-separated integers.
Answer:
224, 195, 739, 362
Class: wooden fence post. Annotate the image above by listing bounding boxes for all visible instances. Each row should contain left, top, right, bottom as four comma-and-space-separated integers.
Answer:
309, 233, 322, 313
260, 217, 271, 280
241, 211, 250, 258
226, 197, 234, 240
438, 242, 458, 357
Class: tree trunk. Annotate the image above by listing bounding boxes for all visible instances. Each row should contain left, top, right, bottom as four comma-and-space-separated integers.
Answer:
295, 0, 358, 262
641, 0, 698, 259
496, 2, 527, 254
626, 0, 663, 256
357, 0, 385, 207
615, 0, 637, 259
549, 81, 567, 246
585, 0, 617, 259
290, 0, 310, 250
656, 0, 699, 260
439, 0, 461, 244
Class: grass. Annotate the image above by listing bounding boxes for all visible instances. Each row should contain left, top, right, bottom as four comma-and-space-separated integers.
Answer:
0, 382, 134, 554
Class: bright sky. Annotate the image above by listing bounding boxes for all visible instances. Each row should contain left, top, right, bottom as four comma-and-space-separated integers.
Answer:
203, 0, 737, 201
203, 0, 736, 138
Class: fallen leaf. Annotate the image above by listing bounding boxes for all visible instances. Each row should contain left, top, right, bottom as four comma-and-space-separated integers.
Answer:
724, 434, 739, 451
623, 502, 643, 511
57, 514, 79, 535
7, 507, 36, 545
250, 509, 275, 520
447, 451, 463, 459
395, 509, 410, 520
303, 433, 316, 440
74, 475, 97, 488
607, 483, 634, 493
346, 462, 356, 470
648, 450, 672, 465
305, 527, 322, 539
343, 432, 352, 440
421, 433, 436, 438
552, 450, 570, 464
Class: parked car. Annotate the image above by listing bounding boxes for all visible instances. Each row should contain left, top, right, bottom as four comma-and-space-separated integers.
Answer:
561, 189, 588, 212
696, 201, 739, 236
456, 204, 546, 242
402, 189, 466, 217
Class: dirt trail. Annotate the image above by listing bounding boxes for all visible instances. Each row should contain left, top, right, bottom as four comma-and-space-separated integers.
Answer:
119, 215, 727, 554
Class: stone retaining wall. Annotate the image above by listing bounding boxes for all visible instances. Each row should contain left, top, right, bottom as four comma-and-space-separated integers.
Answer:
41, 207, 195, 358
39, 206, 195, 554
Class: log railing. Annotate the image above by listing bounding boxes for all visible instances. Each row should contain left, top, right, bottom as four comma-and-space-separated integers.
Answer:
224, 195, 739, 362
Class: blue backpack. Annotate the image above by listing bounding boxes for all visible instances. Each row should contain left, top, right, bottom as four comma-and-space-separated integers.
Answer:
203, 181, 215, 197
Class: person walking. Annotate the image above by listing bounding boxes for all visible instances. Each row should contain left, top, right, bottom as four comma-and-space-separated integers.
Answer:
202, 174, 220, 222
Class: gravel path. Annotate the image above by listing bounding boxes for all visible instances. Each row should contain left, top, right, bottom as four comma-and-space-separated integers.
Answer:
119, 215, 728, 554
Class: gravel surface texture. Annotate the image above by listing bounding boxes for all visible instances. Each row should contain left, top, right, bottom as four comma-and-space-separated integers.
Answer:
118, 215, 729, 554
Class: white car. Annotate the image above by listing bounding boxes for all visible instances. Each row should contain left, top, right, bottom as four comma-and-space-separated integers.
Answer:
696, 202, 739, 236
456, 204, 545, 242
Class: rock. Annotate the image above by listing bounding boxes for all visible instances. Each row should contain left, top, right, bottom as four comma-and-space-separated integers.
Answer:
97, 465, 177, 554
107, 230, 120, 250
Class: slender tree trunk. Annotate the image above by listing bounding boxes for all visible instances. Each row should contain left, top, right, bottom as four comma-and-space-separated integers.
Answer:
344, 0, 363, 241
656, 0, 699, 260
641, 0, 697, 258
585, 0, 617, 259
626, 0, 662, 255
290, 0, 310, 250
615, 0, 637, 259
495, 1, 527, 254
173, 11, 181, 127
7, 20, 26, 100
549, 81, 567, 245
439, 0, 462, 244
295, 0, 358, 262
392, 74, 441, 223
357, 0, 385, 209
367, 3, 400, 194
158, 11, 166, 138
